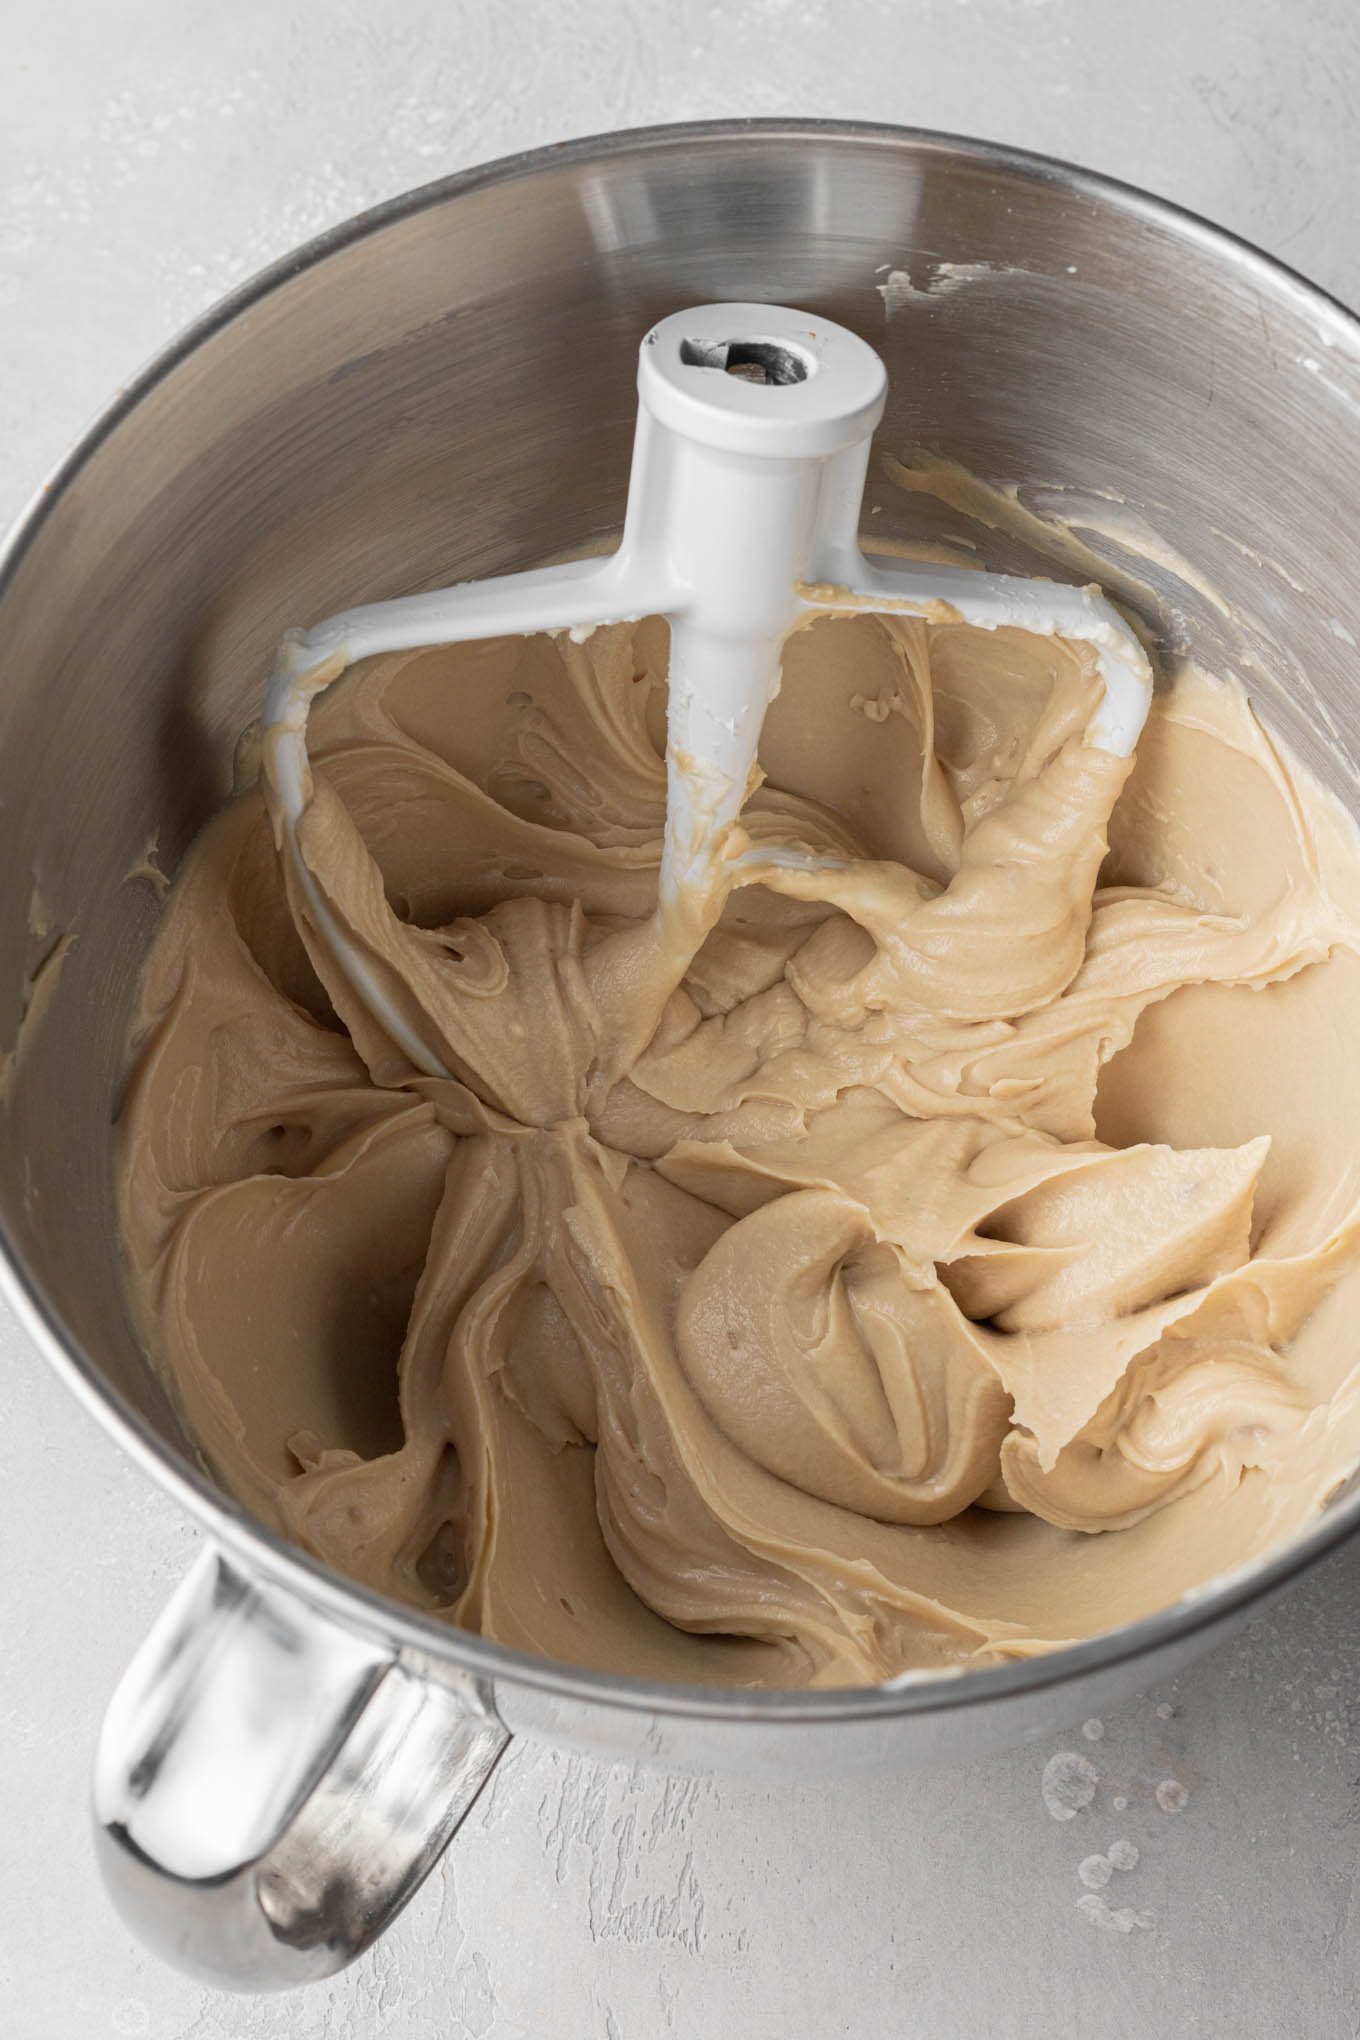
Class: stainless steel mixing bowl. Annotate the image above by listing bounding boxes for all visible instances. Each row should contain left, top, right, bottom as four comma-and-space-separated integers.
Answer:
5, 120, 1360, 1993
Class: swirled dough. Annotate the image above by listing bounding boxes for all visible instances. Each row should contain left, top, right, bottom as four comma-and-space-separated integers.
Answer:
117, 604, 1360, 1686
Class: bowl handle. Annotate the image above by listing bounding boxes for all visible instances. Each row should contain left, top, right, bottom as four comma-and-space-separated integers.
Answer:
91, 1543, 509, 1991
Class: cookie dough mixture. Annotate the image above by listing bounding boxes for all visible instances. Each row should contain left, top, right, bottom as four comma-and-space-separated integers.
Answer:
117, 601, 1360, 1687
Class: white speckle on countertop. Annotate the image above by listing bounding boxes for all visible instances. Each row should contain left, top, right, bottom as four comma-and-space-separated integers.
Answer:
1042, 1752, 1100, 1821
1076, 1893, 1154, 1935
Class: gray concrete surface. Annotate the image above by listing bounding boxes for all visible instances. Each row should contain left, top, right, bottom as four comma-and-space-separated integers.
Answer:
5, 1, 1360, 2034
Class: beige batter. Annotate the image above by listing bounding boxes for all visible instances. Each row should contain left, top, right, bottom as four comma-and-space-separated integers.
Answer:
117, 599, 1360, 1688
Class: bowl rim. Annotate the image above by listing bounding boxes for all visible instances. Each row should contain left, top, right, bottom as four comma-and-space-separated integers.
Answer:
5, 114, 1360, 1726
